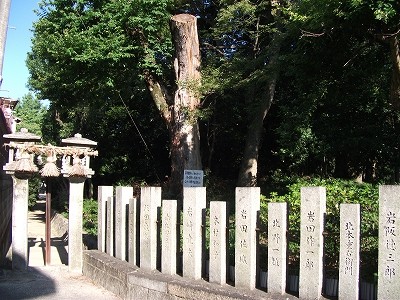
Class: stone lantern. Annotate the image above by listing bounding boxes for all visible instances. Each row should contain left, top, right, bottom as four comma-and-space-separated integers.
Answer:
61, 133, 97, 273
3, 128, 41, 270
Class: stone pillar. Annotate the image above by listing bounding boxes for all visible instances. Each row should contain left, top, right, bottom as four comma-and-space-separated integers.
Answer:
128, 197, 138, 265
339, 203, 360, 300
98, 186, 113, 252
161, 200, 177, 275
68, 177, 86, 273
11, 175, 29, 270
235, 187, 260, 290
299, 187, 326, 300
268, 202, 288, 294
115, 186, 132, 261
139, 187, 161, 270
378, 185, 400, 299
209, 201, 227, 285
106, 194, 114, 257
183, 187, 206, 280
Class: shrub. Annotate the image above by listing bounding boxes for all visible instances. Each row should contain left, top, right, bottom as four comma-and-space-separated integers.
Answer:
261, 176, 378, 280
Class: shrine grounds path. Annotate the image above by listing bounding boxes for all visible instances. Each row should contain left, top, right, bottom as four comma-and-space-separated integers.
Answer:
0, 201, 120, 299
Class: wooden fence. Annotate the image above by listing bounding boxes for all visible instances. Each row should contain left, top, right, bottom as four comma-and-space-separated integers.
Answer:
97, 185, 400, 300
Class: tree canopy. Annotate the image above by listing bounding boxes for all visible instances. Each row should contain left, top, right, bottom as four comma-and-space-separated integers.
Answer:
26, 0, 400, 188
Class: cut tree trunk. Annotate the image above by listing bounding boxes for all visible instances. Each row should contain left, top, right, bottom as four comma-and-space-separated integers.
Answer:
168, 14, 202, 195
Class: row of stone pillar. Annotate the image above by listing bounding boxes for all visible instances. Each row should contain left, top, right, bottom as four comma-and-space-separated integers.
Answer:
98, 185, 399, 300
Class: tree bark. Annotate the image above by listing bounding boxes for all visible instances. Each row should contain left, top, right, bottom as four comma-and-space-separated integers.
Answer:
168, 14, 202, 195
237, 37, 281, 187
389, 35, 400, 110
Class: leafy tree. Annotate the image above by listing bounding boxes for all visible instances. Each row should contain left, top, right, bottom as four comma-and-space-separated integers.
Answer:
14, 93, 46, 135
28, 1, 205, 195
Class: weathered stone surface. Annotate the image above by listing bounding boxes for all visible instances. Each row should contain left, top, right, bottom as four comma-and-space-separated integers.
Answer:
209, 201, 227, 285
268, 202, 287, 294
98, 186, 113, 252
299, 187, 326, 300
162, 200, 177, 275
140, 187, 162, 270
128, 197, 139, 265
106, 194, 115, 257
235, 187, 260, 290
115, 186, 132, 261
183, 187, 206, 280
378, 185, 400, 300
339, 203, 360, 300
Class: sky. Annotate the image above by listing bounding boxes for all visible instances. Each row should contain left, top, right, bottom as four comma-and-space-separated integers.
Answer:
1, 0, 40, 100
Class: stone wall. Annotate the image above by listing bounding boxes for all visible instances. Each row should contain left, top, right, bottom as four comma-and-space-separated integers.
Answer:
83, 250, 297, 300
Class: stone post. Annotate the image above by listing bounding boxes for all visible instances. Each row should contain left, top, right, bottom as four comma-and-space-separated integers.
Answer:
98, 186, 113, 252
161, 199, 177, 275
106, 195, 114, 256
11, 175, 29, 270
268, 202, 288, 294
128, 197, 138, 265
183, 187, 206, 280
235, 187, 260, 290
209, 201, 227, 285
299, 187, 326, 300
139, 186, 161, 270
68, 177, 86, 273
339, 203, 360, 300
115, 186, 132, 261
378, 185, 400, 299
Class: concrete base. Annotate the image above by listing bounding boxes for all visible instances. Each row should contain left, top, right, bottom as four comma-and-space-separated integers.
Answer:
83, 250, 298, 300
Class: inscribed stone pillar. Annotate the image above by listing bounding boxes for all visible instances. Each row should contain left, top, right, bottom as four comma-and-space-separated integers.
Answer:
378, 185, 400, 299
128, 197, 138, 265
235, 187, 260, 290
68, 177, 86, 273
161, 200, 177, 275
98, 186, 113, 252
183, 187, 206, 280
106, 194, 114, 257
339, 203, 360, 300
209, 201, 227, 285
299, 187, 326, 300
139, 186, 161, 270
115, 186, 132, 261
11, 176, 29, 270
268, 202, 288, 294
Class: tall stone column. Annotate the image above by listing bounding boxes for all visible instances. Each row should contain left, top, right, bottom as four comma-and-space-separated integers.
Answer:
11, 175, 29, 270
68, 177, 86, 273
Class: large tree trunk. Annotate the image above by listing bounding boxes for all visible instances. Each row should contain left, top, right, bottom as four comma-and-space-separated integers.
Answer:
237, 37, 281, 187
389, 35, 400, 110
0, 0, 11, 85
168, 14, 202, 195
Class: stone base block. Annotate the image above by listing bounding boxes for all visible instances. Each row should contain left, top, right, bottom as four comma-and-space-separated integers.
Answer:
83, 250, 298, 300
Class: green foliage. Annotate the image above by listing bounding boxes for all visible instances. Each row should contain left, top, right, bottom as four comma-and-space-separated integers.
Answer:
262, 176, 378, 277
14, 93, 46, 136
82, 198, 98, 235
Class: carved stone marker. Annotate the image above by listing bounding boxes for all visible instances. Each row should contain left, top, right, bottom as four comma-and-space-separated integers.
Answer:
183, 187, 206, 280
235, 187, 260, 290
139, 187, 161, 270
268, 202, 288, 294
98, 186, 113, 253
128, 197, 138, 265
339, 203, 360, 300
162, 200, 177, 275
115, 186, 132, 261
378, 185, 400, 300
209, 201, 227, 285
299, 187, 326, 299
106, 194, 114, 257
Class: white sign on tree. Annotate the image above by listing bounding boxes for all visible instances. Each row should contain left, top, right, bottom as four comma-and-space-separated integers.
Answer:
183, 170, 203, 187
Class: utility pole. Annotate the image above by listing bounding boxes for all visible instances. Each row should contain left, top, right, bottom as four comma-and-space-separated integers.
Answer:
0, 0, 12, 87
